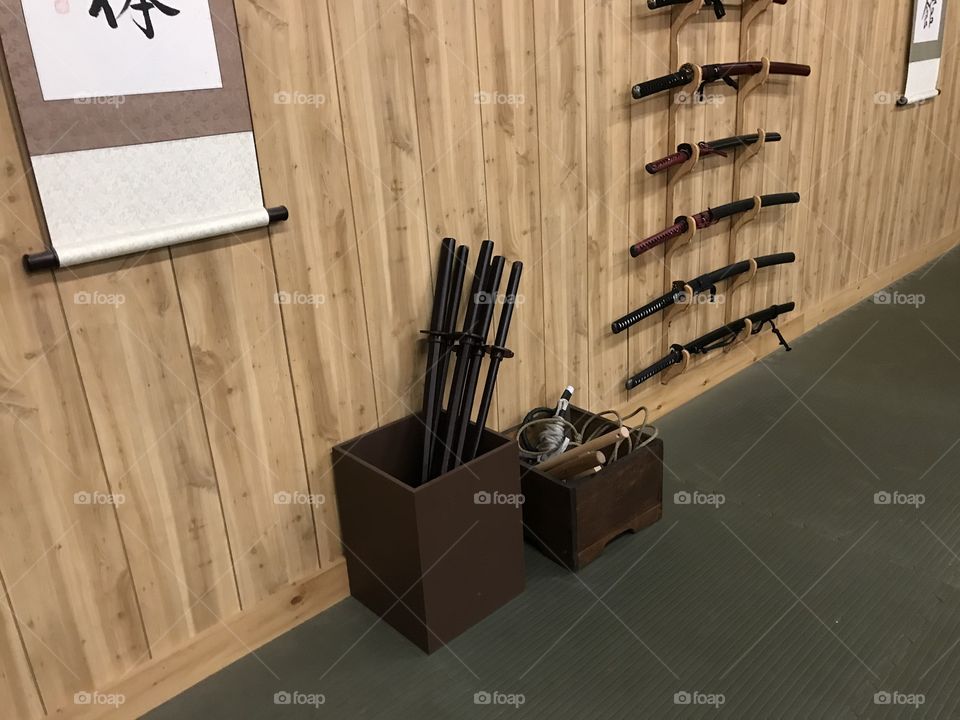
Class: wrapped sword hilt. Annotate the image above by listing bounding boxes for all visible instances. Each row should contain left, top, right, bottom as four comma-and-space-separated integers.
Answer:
632, 63, 697, 100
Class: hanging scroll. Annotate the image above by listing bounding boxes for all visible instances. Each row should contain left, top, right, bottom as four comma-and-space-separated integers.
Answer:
900, 0, 949, 105
0, 0, 287, 271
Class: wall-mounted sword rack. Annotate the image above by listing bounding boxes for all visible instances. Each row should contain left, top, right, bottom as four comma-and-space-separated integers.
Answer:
417, 237, 523, 487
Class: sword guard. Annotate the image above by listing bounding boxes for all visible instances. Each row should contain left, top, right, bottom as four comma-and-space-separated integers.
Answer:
484, 343, 515, 360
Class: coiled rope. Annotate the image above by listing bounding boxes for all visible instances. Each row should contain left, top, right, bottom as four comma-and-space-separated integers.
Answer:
517, 403, 658, 466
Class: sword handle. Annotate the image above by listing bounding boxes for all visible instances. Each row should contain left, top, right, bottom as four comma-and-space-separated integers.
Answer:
632, 63, 697, 99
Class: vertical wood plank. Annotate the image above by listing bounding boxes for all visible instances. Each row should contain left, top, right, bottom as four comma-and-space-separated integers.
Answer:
171, 229, 320, 605
533, 0, 589, 405
328, 0, 433, 424
234, 0, 378, 566
56, 256, 239, 656
585, 0, 631, 410
0, 89, 149, 707
475, 0, 548, 428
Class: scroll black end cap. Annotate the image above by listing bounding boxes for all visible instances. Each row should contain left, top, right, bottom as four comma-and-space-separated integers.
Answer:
268, 205, 290, 223
896, 96, 909, 107
23, 249, 60, 273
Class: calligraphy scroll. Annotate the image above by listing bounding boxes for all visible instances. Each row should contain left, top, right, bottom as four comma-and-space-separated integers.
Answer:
900, 0, 949, 105
0, 0, 287, 271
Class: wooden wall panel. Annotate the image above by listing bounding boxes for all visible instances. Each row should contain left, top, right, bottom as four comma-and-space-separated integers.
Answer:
171, 232, 320, 605
534, 0, 590, 406
233, 0, 377, 567
56, 256, 238, 655
327, 0, 432, 424
2, 1, 960, 714
585, 0, 632, 411
475, 0, 547, 425
0, 90, 148, 709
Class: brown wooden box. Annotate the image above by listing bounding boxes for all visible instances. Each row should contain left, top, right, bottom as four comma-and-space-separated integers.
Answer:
520, 406, 663, 571
332, 413, 525, 653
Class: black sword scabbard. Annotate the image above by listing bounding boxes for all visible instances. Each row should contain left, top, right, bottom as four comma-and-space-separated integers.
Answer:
436, 241, 494, 478
417, 238, 456, 486
450, 255, 506, 470
466, 261, 522, 462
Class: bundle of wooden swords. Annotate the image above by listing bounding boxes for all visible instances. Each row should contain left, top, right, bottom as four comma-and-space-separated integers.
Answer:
417, 238, 523, 486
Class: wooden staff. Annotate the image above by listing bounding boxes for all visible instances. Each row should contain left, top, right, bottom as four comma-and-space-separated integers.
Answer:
536, 427, 629, 473
552, 451, 606, 481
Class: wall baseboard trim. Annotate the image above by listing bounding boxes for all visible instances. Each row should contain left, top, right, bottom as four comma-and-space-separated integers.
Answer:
629, 232, 960, 423
53, 559, 349, 720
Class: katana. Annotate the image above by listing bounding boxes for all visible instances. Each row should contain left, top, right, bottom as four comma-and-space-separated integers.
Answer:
465, 261, 523, 462
645, 132, 782, 175
646, 0, 788, 21
632, 61, 810, 100
625, 302, 795, 390
437, 241, 494, 477
629, 192, 800, 258
418, 241, 469, 486
612, 252, 795, 334
448, 255, 506, 471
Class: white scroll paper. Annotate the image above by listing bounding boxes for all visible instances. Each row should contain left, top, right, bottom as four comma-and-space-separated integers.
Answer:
901, 0, 948, 105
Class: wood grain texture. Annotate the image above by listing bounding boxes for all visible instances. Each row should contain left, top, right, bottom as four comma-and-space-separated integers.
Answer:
56, 255, 239, 657
0, 82, 148, 710
534, 0, 590, 405
233, 0, 377, 567
171, 231, 320, 605
1, 0, 960, 714
475, 0, 547, 426
327, 0, 433, 424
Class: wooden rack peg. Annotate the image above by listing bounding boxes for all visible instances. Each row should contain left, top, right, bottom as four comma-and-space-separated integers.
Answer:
727, 258, 759, 298
664, 283, 695, 323
672, 1, 704, 46
736, 127, 767, 170
739, 56, 771, 101
665, 216, 698, 262
673, 142, 701, 182
661, 348, 691, 385
742, 0, 778, 34
723, 318, 754, 354
732, 196, 763, 238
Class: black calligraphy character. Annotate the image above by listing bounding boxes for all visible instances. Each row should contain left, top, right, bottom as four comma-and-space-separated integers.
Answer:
122, 1, 181, 40
923, 0, 939, 29
89, 0, 180, 39
88, 0, 119, 28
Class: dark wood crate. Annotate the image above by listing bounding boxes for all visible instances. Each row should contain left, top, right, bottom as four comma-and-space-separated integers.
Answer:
520, 405, 663, 571
333, 413, 525, 653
